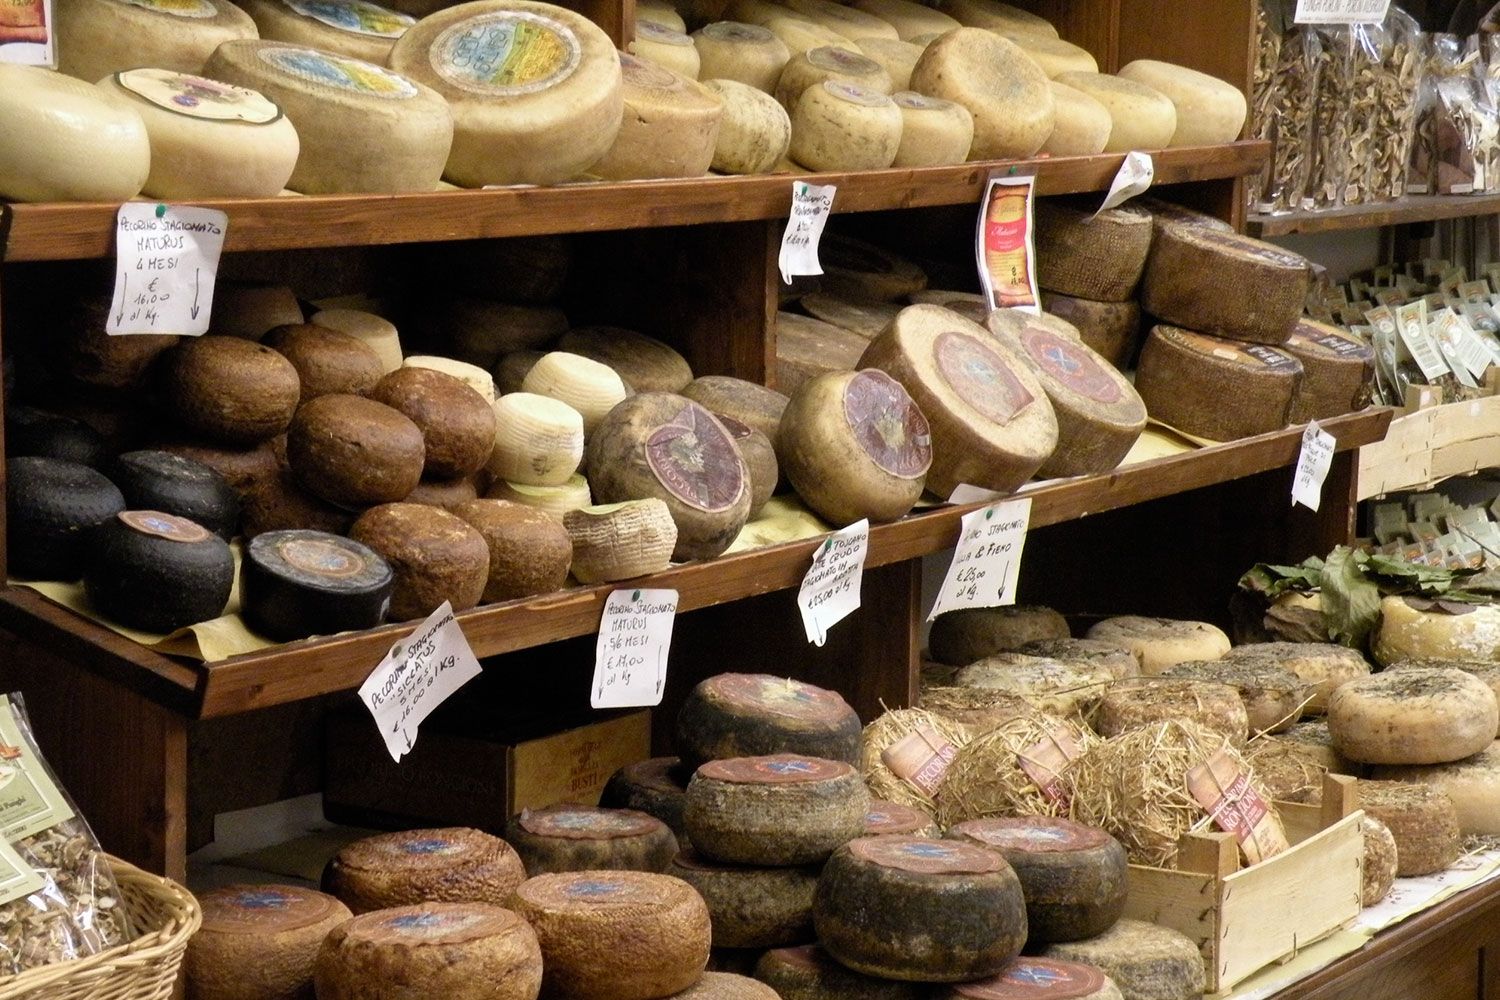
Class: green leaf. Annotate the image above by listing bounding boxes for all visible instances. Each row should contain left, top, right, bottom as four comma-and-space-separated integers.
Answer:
1318, 546, 1384, 648
1238, 557, 1324, 599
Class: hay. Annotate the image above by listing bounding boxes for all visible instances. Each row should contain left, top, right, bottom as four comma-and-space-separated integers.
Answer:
920, 686, 1036, 736
859, 707, 971, 816
934, 714, 1097, 827
954, 654, 1115, 721
1092, 679, 1249, 746
1244, 737, 1327, 804
1070, 719, 1283, 868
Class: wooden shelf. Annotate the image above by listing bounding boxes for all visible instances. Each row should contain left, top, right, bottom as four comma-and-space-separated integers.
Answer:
0, 406, 1391, 721
1247, 192, 1500, 237
0, 142, 1267, 262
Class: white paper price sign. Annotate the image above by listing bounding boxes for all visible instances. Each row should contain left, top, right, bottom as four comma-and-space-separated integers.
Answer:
108, 203, 228, 336
798, 520, 869, 646
779, 181, 836, 285
1295, 0, 1390, 23
1291, 421, 1337, 512
593, 588, 678, 709
928, 498, 1032, 621
1096, 151, 1154, 214
359, 602, 483, 762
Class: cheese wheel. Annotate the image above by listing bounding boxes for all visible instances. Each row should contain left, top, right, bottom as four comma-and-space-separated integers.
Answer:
1043, 920, 1205, 1000
639, 0, 685, 31
694, 21, 791, 92
910, 29, 1053, 159
1019, 638, 1139, 681
389, 0, 624, 186
931, 606, 1070, 665
311, 309, 403, 373
849, 0, 957, 40
1283, 718, 1360, 775
858, 304, 1057, 498
984, 311, 1145, 476
777, 314, 871, 397
187, 885, 353, 1000
429, 298, 569, 371
1389, 659, 1500, 730
314, 903, 542, 1000
908, 290, 989, 324
1357, 780, 1461, 877
564, 499, 678, 582
0, 65, 150, 203
241, 528, 393, 639
1141, 226, 1309, 345
814, 836, 1027, 982
1328, 667, 1498, 766
162, 337, 301, 445
719, 415, 777, 517
1226, 643, 1370, 717
865, 800, 941, 837
891, 91, 973, 166
789, 80, 903, 170
348, 502, 490, 619
954, 656, 1114, 721
668, 849, 818, 948
1283, 321, 1375, 423
240, 0, 414, 63
633, 20, 703, 78
1139, 195, 1235, 237
511, 871, 711, 1000
558, 327, 694, 393
855, 37, 922, 90
938, 0, 1055, 38
1004, 33, 1096, 78
669, 973, 782, 999
754, 944, 926, 1000
1135, 326, 1303, 441
594, 53, 723, 180
265, 323, 384, 402
1042, 80, 1112, 156
523, 352, 628, 435
241, 468, 355, 538
495, 350, 547, 395
775, 45, 892, 109
489, 473, 593, 519
1085, 616, 1230, 675
1038, 293, 1139, 367
600, 757, 689, 836
1159, 659, 1308, 734
1117, 59, 1246, 147
782, 0, 897, 40
820, 235, 928, 301
704, 78, 793, 172
800, 294, 902, 338
506, 804, 678, 875
111, 452, 239, 541
454, 498, 571, 601
1033, 202, 1152, 303
57, 0, 257, 83
682, 376, 789, 441
919, 684, 1038, 736
286, 394, 425, 506
404, 476, 481, 511
1053, 72, 1175, 153
490, 392, 586, 486
324, 827, 528, 913
1095, 679, 1250, 745
685, 755, 869, 865
676, 672, 862, 769
94, 69, 298, 199
1361, 816, 1398, 906
939, 961, 1124, 1000
210, 283, 303, 341
204, 41, 452, 194
1372, 743, 1500, 836
1373, 597, 1500, 666
776, 369, 931, 525
1242, 737, 1327, 803
765, 14, 862, 57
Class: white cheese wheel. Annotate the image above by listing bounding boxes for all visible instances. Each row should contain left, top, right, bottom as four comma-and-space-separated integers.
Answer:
849, 0, 956, 40
96, 69, 299, 199
789, 80, 903, 170
1117, 59, 1246, 147
1328, 667, 1498, 766
938, 0, 1056, 38
1372, 596, 1500, 666
0, 65, 150, 203
774, 45, 892, 109
389, 0, 625, 186
1085, 616, 1229, 674
204, 41, 453, 194
565, 499, 678, 581
858, 304, 1057, 498
891, 91, 972, 166
403, 355, 498, 404
522, 351, 628, 435
487, 473, 592, 519
694, 21, 791, 92
1003, 33, 1096, 78
855, 37, 922, 90
489, 392, 585, 486
593, 53, 723, 179
783, 0, 896, 40
1042, 80, 1111, 156
1053, 71, 1176, 153
910, 29, 1053, 160
311, 309, 403, 373
1372, 743, 1500, 836
765, 15, 862, 57
239, 0, 414, 64
705, 79, 792, 173
633, 20, 703, 78
56, 0, 258, 83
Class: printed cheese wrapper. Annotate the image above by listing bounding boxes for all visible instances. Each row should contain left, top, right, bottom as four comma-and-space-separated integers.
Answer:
1017, 724, 1084, 810
883, 725, 958, 798
0, 0, 47, 44
977, 174, 1040, 314
1186, 747, 1290, 865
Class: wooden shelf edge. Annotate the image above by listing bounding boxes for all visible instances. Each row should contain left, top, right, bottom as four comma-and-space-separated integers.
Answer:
4, 142, 1268, 261
1247, 192, 1500, 237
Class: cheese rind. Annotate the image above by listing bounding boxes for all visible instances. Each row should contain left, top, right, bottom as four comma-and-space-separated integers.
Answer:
855, 37, 923, 90
1041, 80, 1112, 156
684, 755, 870, 865
1052, 71, 1176, 153
789, 81, 903, 171
938, 0, 1056, 39
240, 0, 414, 64
188, 885, 353, 1000
1283, 321, 1375, 423
705, 79, 792, 174
775, 45, 893, 109
849, 0, 958, 39
667, 849, 818, 948
1140, 226, 1310, 345
754, 944, 926, 1000
1135, 326, 1303, 442
931, 606, 1070, 665
1328, 667, 1498, 765
488, 473, 592, 519
1094, 679, 1250, 746
523, 352, 628, 435
1357, 780, 1461, 876
783, 0, 899, 40
489, 392, 585, 487
1371, 743, 1500, 835
694, 21, 791, 92
1033, 203, 1153, 303
1117, 59, 1247, 147
1043, 919, 1205, 1000
891, 91, 974, 167
564, 499, 677, 582
910, 28, 1054, 159
776, 313, 870, 395
57, 0, 257, 83
1361, 816, 1398, 906
558, 327, 694, 393
1004, 33, 1096, 78
1084, 616, 1230, 674
0, 65, 150, 203
1038, 294, 1140, 368
820, 235, 929, 302
593, 53, 723, 180
505, 804, 678, 875
676, 672, 862, 769
324, 827, 528, 913
1159, 659, 1308, 734
1369, 596, 1500, 666
633, 20, 704, 78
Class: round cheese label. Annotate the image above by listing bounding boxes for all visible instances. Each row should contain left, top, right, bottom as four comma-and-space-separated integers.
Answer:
637, 19, 690, 43
645, 403, 746, 513
118, 510, 212, 544
119, 0, 217, 19
864, 801, 929, 835
708, 673, 851, 722
283, 0, 413, 37
808, 46, 877, 72
850, 836, 1006, 875
519, 806, 659, 839
277, 536, 369, 579
823, 79, 890, 107
843, 370, 933, 479
552, 874, 660, 905
260, 45, 419, 98
893, 91, 948, 110
369, 905, 509, 944
955, 959, 1110, 999
430, 11, 582, 96
1017, 325, 1123, 405
202, 885, 340, 933
620, 50, 683, 90
1160, 327, 1300, 371
935, 331, 1036, 424
697, 754, 851, 785
702, 20, 772, 41
116, 69, 282, 123
952, 817, 1112, 854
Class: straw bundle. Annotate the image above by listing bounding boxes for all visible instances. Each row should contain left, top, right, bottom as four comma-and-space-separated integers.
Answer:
859, 708, 972, 815
934, 714, 1097, 827
1244, 737, 1327, 804
920, 686, 1036, 736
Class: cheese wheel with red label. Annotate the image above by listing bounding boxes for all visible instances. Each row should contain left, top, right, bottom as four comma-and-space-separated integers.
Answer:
1135, 326, 1303, 442
684, 755, 870, 865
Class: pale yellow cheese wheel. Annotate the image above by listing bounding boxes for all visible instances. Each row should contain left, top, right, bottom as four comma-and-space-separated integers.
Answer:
1041, 80, 1111, 156
1116, 59, 1247, 147
1053, 71, 1176, 153
855, 37, 924, 90
694, 21, 791, 92
910, 28, 1053, 160
1003, 32, 1097, 78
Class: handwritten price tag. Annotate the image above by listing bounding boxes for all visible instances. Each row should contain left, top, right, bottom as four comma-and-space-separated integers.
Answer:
108, 203, 227, 336
593, 589, 678, 709
358, 602, 482, 763
1096, 151, 1154, 214
1291, 421, 1337, 512
928, 498, 1031, 621
779, 181, 836, 285
798, 520, 869, 647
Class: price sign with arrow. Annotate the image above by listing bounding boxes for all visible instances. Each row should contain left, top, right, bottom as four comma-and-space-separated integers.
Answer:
357, 601, 482, 763
592, 588, 678, 709
108, 203, 227, 337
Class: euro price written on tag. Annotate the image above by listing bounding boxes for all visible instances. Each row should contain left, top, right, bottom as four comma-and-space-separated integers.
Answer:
358, 601, 483, 763
594, 588, 678, 709
109, 203, 228, 337
779, 181, 836, 286
928, 498, 1032, 621
798, 519, 869, 647
1291, 421, 1337, 512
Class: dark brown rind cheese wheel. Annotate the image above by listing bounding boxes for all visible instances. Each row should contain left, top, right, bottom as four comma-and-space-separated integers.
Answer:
1282, 320, 1376, 424
348, 502, 489, 620
323, 827, 527, 914
667, 849, 818, 948
161, 336, 301, 445
719, 415, 779, 519
600, 757, 690, 837
1040, 293, 1142, 368
1135, 326, 1302, 442
559, 326, 695, 393
676, 673, 862, 770
682, 376, 791, 443
684, 755, 869, 866
754, 944, 927, 1000
287, 395, 426, 508
371, 367, 498, 480
930, 606, 1071, 665
241, 469, 354, 539
1034, 202, 1153, 303
1141, 227, 1309, 345
505, 804, 678, 876
264, 323, 384, 403
453, 498, 572, 602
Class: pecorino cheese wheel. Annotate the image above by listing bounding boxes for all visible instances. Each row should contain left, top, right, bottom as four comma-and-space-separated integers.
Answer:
161, 336, 301, 445
668, 973, 782, 999
800, 293, 903, 340
1356, 780, 1460, 876
814, 836, 1028, 982
1371, 596, 1500, 666
505, 805, 678, 876
241, 469, 355, 539
865, 800, 942, 837
1159, 659, 1309, 734
1282, 320, 1376, 424
453, 499, 572, 603
693, 21, 792, 93
187, 885, 352, 1000
1361, 816, 1398, 906
937, 960, 1124, 1000
931, 606, 1071, 665
1033, 203, 1153, 303
1140, 227, 1310, 345
287, 395, 426, 508
1389, 659, 1500, 731
754, 944, 926, 1000
677, 672, 862, 769
584, 393, 752, 562
324, 827, 527, 914
1042, 80, 1112, 156
776, 312, 871, 395
1039, 293, 1142, 368
682, 376, 790, 442
1223, 642, 1371, 714
600, 757, 690, 837
559, 327, 695, 394
717, 416, 777, 518
1018, 638, 1140, 681
371, 367, 497, 480
859, 305, 1058, 498
84, 511, 234, 632
1052, 72, 1176, 153
348, 503, 490, 619
264, 324, 384, 403
789, 81, 903, 171
1328, 667, 1498, 765
909, 28, 1053, 159
111, 450, 239, 540
1043, 919, 1205, 1000
667, 848, 818, 948
1093, 679, 1250, 746
1135, 326, 1303, 442
1371, 743, 1500, 836
1117, 59, 1247, 147
775, 45, 894, 110
6, 458, 126, 581
684, 755, 869, 865
564, 500, 677, 583
592, 54, 724, 180
241, 529, 393, 641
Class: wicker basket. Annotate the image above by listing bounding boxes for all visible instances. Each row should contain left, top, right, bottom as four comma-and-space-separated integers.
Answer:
0, 856, 200, 1000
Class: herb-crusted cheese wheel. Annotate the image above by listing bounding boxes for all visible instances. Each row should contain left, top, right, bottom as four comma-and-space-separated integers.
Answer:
801, 294, 903, 339
324, 827, 528, 913
314, 903, 543, 1000
585, 393, 751, 561
348, 502, 490, 618
205, 41, 453, 194
1135, 326, 1303, 441
1371, 743, 1500, 835
1094, 679, 1250, 745
1328, 667, 1498, 766
593, 54, 723, 180
668, 849, 818, 948
1039, 294, 1140, 368
1241, 644, 1363, 712
454, 498, 571, 601
1243, 737, 1328, 803
682, 376, 790, 441
505, 804, 678, 875
1117, 59, 1246, 147
161, 337, 301, 445
312, 309, 403, 373
187, 885, 353, 1000
490, 392, 586, 486
1004, 33, 1097, 78
1033, 202, 1153, 302
56, 0, 257, 82
1043, 919, 1205, 1000
1357, 780, 1460, 876
1389, 659, 1500, 728
931, 606, 1070, 664
632, 20, 703, 78
94, 69, 299, 200
1283, 321, 1375, 423
783, 0, 898, 40
491, 474, 592, 519
814, 836, 1027, 982
1361, 817, 1398, 906
1042, 80, 1112, 156
776, 370, 932, 526
1141, 227, 1309, 345
705, 79, 792, 173
777, 314, 871, 393
389, 0, 623, 186
240, 0, 414, 63
564, 499, 677, 582
789, 81, 903, 170
1371, 597, 1500, 666
685, 755, 869, 865
600, 757, 689, 836
859, 305, 1057, 498
754, 944, 927, 1000
265, 323, 384, 403
891, 91, 973, 166
1053, 71, 1175, 153
677, 672, 862, 769
524, 352, 628, 435
939, 0, 1055, 38
775, 45, 892, 109
287, 394, 425, 506
1020, 638, 1140, 681
1159, 659, 1308, 734
910, 29, 1053, 159
511, 871, 711, 1000
1085, 616, 1230, 675
954, 656, 1114, 720
694, 21, 791, 92
558, 327, 694, 393
856, 37, 923, 90
850, 0, 957, 39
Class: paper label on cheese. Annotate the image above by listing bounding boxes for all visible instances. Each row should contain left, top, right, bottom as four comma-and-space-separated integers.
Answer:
118, 510, 213, 544
881, 725, 958, 796
1018, 325, 1123, 404
798, 519, 868, 647
699, 755, 850, 784
711, 674, 849, 721
203, 886, 341, 934
261, 45, 419, 97
1164, 327, 1300, 371
936, 331, 1035, 424
645, 406, 745, 513
430, 11, 581, 96
1186, 748, 1289, 864
283, 0, 413, 37
956, 959, 1110, 999
0, 696, 75, 842
844, 370, 932, 477
851, 837, 1006, 875
1291, 420, 1336, 513
117, 69, 283, 123
593, 589, 675, 710
359, 602, 484, 762
119, 0, 215, 18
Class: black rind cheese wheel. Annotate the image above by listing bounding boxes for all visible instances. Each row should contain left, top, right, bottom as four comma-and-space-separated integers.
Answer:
112, 450, 241, 539
667, 849, 818, 948
241, 529, 393, 642
6, 456, 125, 580
684, 755, 869, 866
84, 511, 234, 632
599, 757, 691, 837
5, 405, 109, 468
676, 672, 862, 770
505, 804, 678, 876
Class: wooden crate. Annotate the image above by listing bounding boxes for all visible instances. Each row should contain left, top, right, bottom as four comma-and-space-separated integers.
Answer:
1123, 775, 1364, 993
1359, 394, 1500, 499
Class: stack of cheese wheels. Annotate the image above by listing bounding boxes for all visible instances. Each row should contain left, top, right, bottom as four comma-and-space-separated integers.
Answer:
1141, 227, 1310, 346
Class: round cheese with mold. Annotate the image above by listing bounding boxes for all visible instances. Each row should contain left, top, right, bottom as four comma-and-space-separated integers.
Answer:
1094, 679, 1250, 746
891, 91, 973, 166
789, 80, 903, 170
633, 20, 703, 78
1085, 616, 1230, 674
1117, 58, 1246, 147
775, 45, 892, 108
705, 79, 792, 173
940, 0, 1056, 38
1357, 780, 1460, 876
593, 53, 723, 180
0, 65, 150, 203
1371, 596, 1500, 666
57, 0, 257, 83
668, 849, 819, 948
1328, 667, 1498, 765
694, 21, 791, 92
1042, 80, 1112, 156
911, 28, 1053, 159
930, 605, 1070, 664
1043, 920, 1205, 1000
1053, 71, 1176, 152
239, 0, 414, 63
